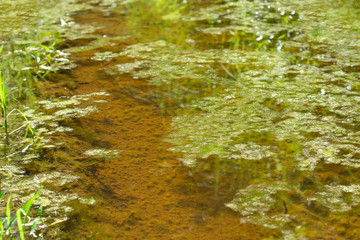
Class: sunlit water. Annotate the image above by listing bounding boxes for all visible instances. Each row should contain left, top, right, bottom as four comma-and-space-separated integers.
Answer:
0, 0, 360, 239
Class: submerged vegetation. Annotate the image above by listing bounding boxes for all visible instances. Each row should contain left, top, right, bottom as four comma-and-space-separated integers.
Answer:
0, 0, 115, 238
1, 0, 360, 239
95, 0, 360, 238
0, 48, 34, 142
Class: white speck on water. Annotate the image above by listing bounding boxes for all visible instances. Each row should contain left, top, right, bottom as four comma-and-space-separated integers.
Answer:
256, 35, 263, 41
60, 19, 67, 26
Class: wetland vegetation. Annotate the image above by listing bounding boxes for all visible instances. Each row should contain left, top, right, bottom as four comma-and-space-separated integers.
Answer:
0, 0, 359, 239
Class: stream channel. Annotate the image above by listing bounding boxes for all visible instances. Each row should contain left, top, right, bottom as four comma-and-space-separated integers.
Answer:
1, 0, 360, 239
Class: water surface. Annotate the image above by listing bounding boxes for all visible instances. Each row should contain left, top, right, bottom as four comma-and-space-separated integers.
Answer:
1, 0, 360, 239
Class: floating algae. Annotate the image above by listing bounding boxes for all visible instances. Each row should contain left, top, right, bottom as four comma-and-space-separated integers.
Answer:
83, 149, 121, 159
101, 0, 360, 238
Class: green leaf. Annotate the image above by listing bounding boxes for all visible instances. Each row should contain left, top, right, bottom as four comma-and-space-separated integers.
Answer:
278, 34, 286, 40
30, 219, 39, 235
38, 205, 43, 219
6, 195, 11, 235
0, 214, 4, 238
16, 209, 25, 240
40, 44, 49, 51
16, 109, 34, 137
0, 191, 6, 237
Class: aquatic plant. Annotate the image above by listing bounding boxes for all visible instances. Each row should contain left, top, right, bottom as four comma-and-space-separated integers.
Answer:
0, 186, 42, 240
102, 0, 360, 238
0, 45, 35, 141
0, 73, 34, 141
0, 1, 119, 238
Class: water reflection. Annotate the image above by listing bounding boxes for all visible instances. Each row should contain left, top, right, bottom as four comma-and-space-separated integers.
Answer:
1, 0, 360, 238
98, 0, 360, 238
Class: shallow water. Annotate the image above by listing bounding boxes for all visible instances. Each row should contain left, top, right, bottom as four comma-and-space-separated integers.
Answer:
1, 0, 360, 239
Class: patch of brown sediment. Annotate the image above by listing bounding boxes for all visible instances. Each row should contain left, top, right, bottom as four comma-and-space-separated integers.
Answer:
66, 92, 264, 240
38, 8, 274, 240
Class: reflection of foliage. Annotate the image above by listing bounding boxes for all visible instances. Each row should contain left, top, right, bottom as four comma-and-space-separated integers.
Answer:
105, 39, 360, 170
128, 0, 186, 21
125, 0, 194, 48
100, 0, 360, 238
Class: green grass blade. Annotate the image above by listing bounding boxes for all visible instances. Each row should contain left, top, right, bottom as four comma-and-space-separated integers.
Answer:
30, 219, 39, 235
51, 41, 56, 49
0, 71, 7, 137
22, 186, 41, 222
0, 214, 4, 238
15, 109, 34, 137
6, 216, 17, 235
38, 205, 43, 219
0, 45, 3, 54
0, 190, 6, 200
0, 190, 6, 235
0, 72, 6, 112
16, 209, 25, 240
42, 70, 50, 78
6, 195, 11, 235
40, 45, 49, 51
36, 72, 47, 81
7, 109, 35, 137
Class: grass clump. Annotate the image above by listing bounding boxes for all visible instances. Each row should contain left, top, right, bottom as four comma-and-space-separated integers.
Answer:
0, 45, 35, 142
0, 186, 42, 240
